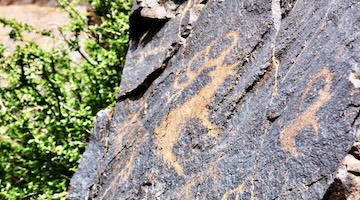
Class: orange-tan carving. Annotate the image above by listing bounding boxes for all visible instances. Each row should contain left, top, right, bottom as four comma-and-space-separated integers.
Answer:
99, 152, 136, 200
280, 68, 333, 157
99, 116, 148, 199
221, 181, 246, 200
155, 31, 239, 175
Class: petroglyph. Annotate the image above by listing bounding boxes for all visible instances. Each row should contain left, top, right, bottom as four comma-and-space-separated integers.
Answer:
99, 115, 148, 199
155, 31, 239, 175
280, 68, 333, 157
99, 152, 136, 200
221, 181, 247, 200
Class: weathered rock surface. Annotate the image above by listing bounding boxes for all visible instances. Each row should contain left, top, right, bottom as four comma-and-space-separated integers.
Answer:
68, 0, 360, 199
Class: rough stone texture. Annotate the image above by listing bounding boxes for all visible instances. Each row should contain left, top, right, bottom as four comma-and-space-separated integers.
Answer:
68, 0, 360, 199
324, 142, 360, 200
119, 0, 206, 97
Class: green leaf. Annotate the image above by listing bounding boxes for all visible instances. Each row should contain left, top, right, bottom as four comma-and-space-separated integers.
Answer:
0, 0, 131, 198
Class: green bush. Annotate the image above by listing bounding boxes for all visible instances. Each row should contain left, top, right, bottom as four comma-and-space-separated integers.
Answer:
0, 0, 132, 199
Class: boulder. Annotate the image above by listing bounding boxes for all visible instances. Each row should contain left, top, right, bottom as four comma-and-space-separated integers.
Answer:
68, 0, 360, 199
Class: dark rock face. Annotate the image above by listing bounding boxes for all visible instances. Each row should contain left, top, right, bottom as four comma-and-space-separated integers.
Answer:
68, 0, 360, 199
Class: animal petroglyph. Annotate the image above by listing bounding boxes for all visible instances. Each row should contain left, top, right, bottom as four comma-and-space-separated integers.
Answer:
99, 152, 136, 200
280, 68, 333, 157
221, 181, 246, 200
155, 31, 239, 175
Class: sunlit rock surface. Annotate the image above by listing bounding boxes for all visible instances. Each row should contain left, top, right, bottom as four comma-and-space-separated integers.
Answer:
68, 0, 360, 199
